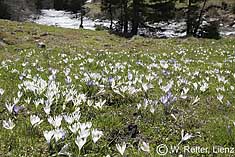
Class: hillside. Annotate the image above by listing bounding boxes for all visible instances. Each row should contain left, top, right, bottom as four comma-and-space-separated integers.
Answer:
1, 19, 235, 59
0, 19, 235, 156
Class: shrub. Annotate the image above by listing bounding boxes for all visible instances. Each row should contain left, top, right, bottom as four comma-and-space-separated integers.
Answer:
95, 25, 108, 31
197, 20, 220, 39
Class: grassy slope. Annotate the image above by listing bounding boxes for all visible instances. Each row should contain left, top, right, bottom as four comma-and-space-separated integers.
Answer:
0, 19, 235, 156
0, 19, 168, 58
1, 19, 234, 59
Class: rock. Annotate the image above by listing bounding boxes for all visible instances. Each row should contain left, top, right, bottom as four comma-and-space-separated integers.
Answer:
33, 36, 41, 40
104, 44, 110, 47
15, 29, 23, 32
14, 48, 23, 51
37, 42, 46, 48
127, 124, 138, 138
40, 32, 49, 36
0, 40, 7, 47
32, 32, 37, 36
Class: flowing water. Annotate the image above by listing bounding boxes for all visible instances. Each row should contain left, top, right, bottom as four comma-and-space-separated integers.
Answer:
32, 9, 111, 30
31, 9, 235, 38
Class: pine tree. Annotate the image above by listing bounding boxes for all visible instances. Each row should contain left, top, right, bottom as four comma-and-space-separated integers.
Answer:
130, 0, 144, 35
185, 0, 208, 36
123, 0, 128, 34
0, 0, 11, 19
54, 0, 65, 10
101, 0, 121, 29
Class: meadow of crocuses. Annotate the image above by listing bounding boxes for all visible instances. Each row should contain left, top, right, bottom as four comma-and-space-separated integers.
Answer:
0, 20, 235, 156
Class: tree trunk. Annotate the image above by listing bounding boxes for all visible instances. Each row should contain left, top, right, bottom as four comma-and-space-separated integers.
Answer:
120, 2, 123, 32
109, 3, 113, 29
193, 0, 207, 36
131, 0, 140, 36
123, 0, 128, 34
80, 6, 84, 28
186, 0, 193, 36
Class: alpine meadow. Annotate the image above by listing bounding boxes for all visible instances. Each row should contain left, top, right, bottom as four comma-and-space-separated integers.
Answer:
1, 0, 235, 156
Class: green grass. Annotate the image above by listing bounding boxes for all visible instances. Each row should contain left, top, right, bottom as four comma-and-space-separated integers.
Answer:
0, 19, 235, 156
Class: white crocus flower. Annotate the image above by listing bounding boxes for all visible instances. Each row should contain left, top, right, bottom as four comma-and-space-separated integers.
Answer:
79, 122, 92, 138
143, 83, 153, 92
63, 114, 74, 124
3, 118, 15, 130
72, 109, 81, 122
5, 102, 14, 113
116, 142, 126, 156
96, 88, 106, 96
199, 82, 208, 92
120, 86, 128, 93
24, 97, 31, 104
75, 136, 87, 151
78, 93, 87, 103
143, 99, 149, 109
150, 105, 155, 114
13, 97, 19, 105
0, 88, 4, 96
17, 91, 23, 98
79, 128, 90, 139
80, 122, 92, 131
43, 104, 51, 115
217, 94, 223, 103
53, 128, 66, 142
192, 96, 200, 105
30, 115, 43, 126
128, 72, 133, 81
95, 99, 106, 109
33, 99, 44, 108
137, 103, 142, 110
112, 88, 124, 97
193, 82, 198, 90
142, 83, 149, 92
87, 99, 94, 106
231, 86, 234, 91
91, 129, 103, 143
43, 130, 54, 143
48, 115, 63, 128
183, 87, 189, 94
160, 60, 168, 69
69, 122, 80, 134
181, 132, 194, 142
161, 80, 173, 93
140, 141, 150, 153
178, 129, 194, 145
